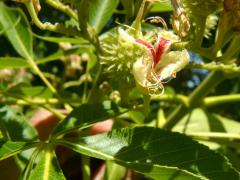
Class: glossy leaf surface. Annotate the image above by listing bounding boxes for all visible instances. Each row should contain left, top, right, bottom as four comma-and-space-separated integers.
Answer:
28, 144, 65, 180
0, 2, 33, 59
57, 127, 240, 179
0, 106, 38, 141
0, 141, 35, 160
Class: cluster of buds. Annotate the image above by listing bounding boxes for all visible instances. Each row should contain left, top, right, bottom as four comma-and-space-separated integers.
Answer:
100, 27, 190, 95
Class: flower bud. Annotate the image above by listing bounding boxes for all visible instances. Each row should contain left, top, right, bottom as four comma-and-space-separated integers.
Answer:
100, 28, 146, 80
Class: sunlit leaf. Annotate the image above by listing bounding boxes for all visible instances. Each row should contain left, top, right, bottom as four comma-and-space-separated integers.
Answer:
105, 161, 126, 180
173, 108, 240, 134
77, 0, 119, 34
0, 106, 38, 141
36, 45, 93, 64
0, 141, 36, 160
28, 144, 65, 180
0, 2, 33, 59
0, 45, 93, 69
0, 57, 29, 69
57, 127, 240, 180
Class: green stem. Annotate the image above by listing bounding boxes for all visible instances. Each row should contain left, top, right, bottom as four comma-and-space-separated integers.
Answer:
188, 62, 240, 75
188, 71, 225, 106
143, 95, 150, 116
163, 71, 225, 130
42, 105, 65, 120
24, 2, 80, 36
192, 17, 206, 49
221, 34, 240, 63
82, 61, 90, 104
131, 0, 146, 34
29, 60, 58, 95
186, 132, 240, 141
0, 95, 80, 106
87, 64, 102, 103
5, 92, 240, 109
151, 94, 188, 107
163, 105, 188, 129
81, 155, 91, 180
2, 91, 65, 120
204, 94, 240, 106
46, 0, 78, 20
27, 50, 73, 112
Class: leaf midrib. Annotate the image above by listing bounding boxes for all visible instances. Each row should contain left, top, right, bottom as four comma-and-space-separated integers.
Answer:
92, 0, 108, 31
2, 6, 32, 60
57, 140, 205, 179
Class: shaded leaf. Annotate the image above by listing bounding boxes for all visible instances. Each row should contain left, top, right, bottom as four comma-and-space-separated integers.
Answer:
0, 140, 36, 160
28, 144, 65, 180
36, 45, 93, 64
121, 0, 134, 19
22, 148, 40, 180
0, 106, 38, 141
78, 0, 119, 34
0, 2, 33, 59
8, 86, 53, 99
57, 127, 240, 180
173, 108, 240, 134
52, 101, 126, 137
0, 46, 93, 69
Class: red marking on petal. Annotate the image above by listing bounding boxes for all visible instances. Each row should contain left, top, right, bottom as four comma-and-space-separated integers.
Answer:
155, 37, 171, 65
136, 39, 156, 61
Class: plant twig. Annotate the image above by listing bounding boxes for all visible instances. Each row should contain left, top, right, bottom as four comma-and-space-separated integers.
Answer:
204, 94, 240, 106
81, 155, 91, 180
188, 62, 240, 75
163, 71, 225, 130
46, 0, 78, 21
186, 132, 240, 141
151, 94, 189, 107
24, 1, 80, 36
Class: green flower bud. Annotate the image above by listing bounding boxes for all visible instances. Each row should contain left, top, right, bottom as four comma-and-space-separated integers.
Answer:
100, 28, 146, 82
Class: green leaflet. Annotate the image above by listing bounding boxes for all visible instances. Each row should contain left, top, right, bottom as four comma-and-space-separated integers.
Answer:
77, 0, 119, 34
0, 2, 33, 59
0, 141, 36, 161
28, 144, 65, 180
57, 127, 240, 180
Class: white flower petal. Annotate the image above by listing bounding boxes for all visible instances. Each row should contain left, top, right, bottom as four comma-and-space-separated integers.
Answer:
132, 56, 150, 87
155, 50, 190, 80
